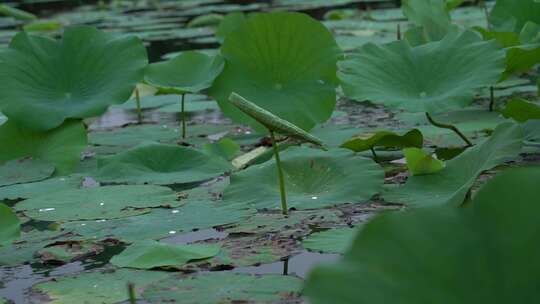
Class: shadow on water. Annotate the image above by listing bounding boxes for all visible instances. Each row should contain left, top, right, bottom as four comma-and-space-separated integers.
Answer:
233, 250, 340, 279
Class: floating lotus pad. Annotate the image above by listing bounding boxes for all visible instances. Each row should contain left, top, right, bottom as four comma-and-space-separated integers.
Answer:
0, 158, 55, 187
0, 175, 83, 201
145, 51, 224, 94
95, 142, 233, 185
501, 98, 540, 122
305, 166, 540, 304
223, 147, 384, 210
15, 185, 178, 222
33, 269, 169, 304
339, 30, 505, 114
303, 227, 357, 254
403, 147, 445, 176
210, 12, 341, 131
340, 129, 423, 152
142, 272, 303, 304
0, 120, 87, 175
384, 122, 523, 207
0, 203, 19, 245
63, 202, 254, 242
111, 240, 220, 269
0, 26, 147, 131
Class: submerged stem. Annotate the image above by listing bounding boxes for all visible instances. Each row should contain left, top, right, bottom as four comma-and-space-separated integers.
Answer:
181, 93, 186, 139
269, 130, 288, 215
135, 88, 142, 124
489, 86, 495, 112
425, 112, 473, 147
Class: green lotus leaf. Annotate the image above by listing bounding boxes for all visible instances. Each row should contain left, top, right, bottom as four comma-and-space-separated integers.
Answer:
0, 204, 19, 245
0, 4, 36, 20
144, 51, 224, 94
187, 13, 224, 28
0, 175, 83, 201
501, 98, 540, 122
95, 142, 233, 185
228, 93, 324, 146
0, 120, 87, 175
303, 227, 357, 254
89, 124, 180, 147
223, 147, 383, 210
402, 0, 452, 43
209, 12, 341, 131
489, 0, 540, 33
384, 122, 523, 207
15, 185, 178, 221
113, 94, 204, 110
157, 100, 219, 113
111, 240, 220, 269
142, 272, 303, 304
215, 12, 246, 43
63, 202, 254, 242
0, 158, 54, 187
23, 20, 63, 32
36, 241, 103, 264
305, 166, 540, 304
340, 129, 423, 152
403, 147, 445, 176
33, 269, 169, 304
202, 138, 241, 161
0, 229, 63, 266
339, 30, 505, 113
0, 26, 147, 131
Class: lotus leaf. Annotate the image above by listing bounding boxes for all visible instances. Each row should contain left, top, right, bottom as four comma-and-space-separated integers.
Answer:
144, 51, 224, 94
15, 185, 178, 221
384, 122, 523, 207
0, 4, 36, 20
0, 26, 147, 131
223, 147, 383, 210
209, 12, 341, 131
89, 124, 180, 147
339, 30, 505, 113
402, 0, 452, 43
0, 230, 64, 266
501, 98, 540, 122
303, 227, 357, 254
142, 272, 303, 304
33, 269, 169, 304
340, 129, 423, 152
305, 166, 540, 304
215, 12, 246, 43
111, 240, 220, 269
228, 93, 324, 146
95, 142, 233, 185
0, 158, 54, 187
0, 204, 19, 245
0, 175, 83, 201
403, 147, 445, 175
489, 0, 540, 33
0, 120, 87, 175
202, 138, 241, 161
62, 202, 254, 242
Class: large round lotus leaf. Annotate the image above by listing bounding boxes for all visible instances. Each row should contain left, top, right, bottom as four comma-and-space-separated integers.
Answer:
0, 120, 87, 175
110, 240, 220, 269
0, 175, 83, 200
142, 272, 303, 304
339, 30, 505, 114
228, 92, 324, 145
0, 26, 147, 131
305, 167, 540, 304
0, 158, 54, 187
144, 51, 224, 94
15, 185, 178, 221
303, 227, 357, 254
33, 269, 169, 304
95, 142, 233, 185
209, 12, 341, 131
384, 122, 523, 207
223, 147, 384, 210
489, 0, 540, 32
0, 229, 63, 266
0, 204, 19, 245
63, 202, 254, 242
89, 124, 180, 147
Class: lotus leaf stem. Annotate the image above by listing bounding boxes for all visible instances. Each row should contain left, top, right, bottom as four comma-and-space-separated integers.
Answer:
425, 112, 473, 147
283, 258, 289, 275
127, 282, 136, 304
135, 88, 142, 124
489, 86, 494, 112
269, 130, 288, 215
370, 147, 378, 162
397, 23, 401, 40
181, 93, 186, 139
